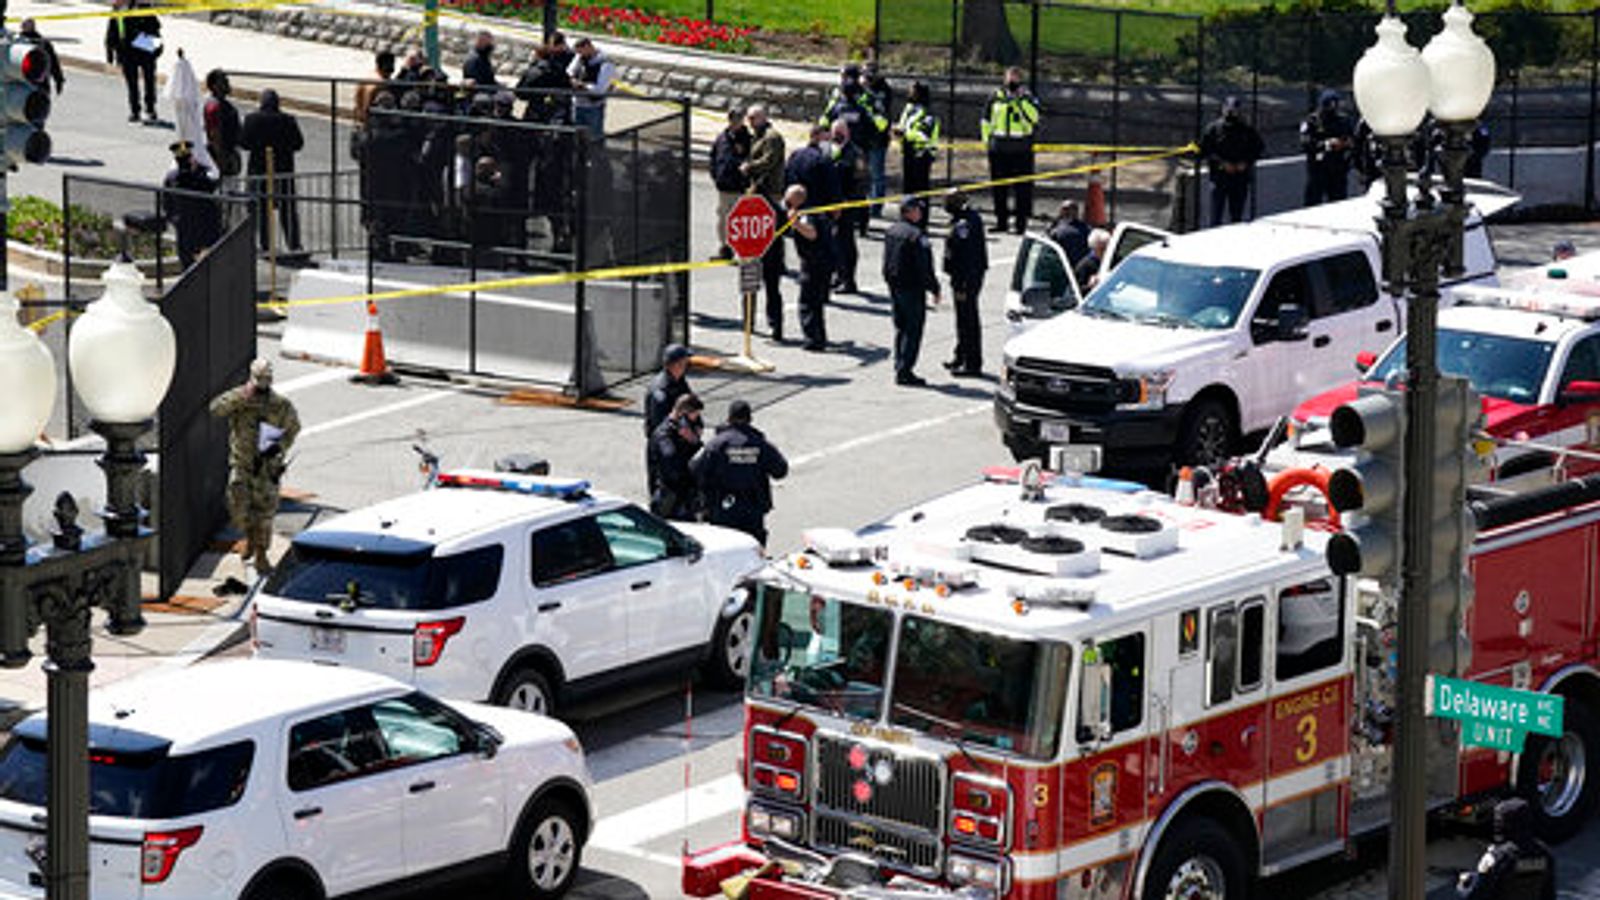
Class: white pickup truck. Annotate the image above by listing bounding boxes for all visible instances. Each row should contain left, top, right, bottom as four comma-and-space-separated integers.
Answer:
994, 184, 1517, 468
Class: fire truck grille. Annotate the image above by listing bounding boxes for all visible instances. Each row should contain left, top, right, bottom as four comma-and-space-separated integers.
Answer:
813, 734, 944, 833
813, 812, 941, 877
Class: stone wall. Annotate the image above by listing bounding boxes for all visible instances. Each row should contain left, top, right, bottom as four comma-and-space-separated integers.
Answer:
206, 7, 832, 122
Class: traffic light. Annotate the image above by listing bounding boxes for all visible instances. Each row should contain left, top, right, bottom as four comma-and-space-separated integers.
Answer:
1428, 375, 1481, 676
1325, 388, 1405, 585
0, 34, 51, 167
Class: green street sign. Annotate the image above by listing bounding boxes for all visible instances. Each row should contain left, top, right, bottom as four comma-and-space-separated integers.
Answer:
1426, 675, 1564, 752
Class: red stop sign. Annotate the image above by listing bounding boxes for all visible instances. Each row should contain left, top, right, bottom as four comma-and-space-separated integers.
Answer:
726, 195, 777, 259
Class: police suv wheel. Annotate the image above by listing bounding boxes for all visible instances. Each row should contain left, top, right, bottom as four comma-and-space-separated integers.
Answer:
1518, 700, 1600, 843
497, 668, 556, 717
1142, 817, 1249, 900
706, 601, 755, 688
508, 797, 583, 899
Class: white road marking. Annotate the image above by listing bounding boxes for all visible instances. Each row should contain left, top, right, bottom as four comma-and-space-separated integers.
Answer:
298, 390, 454, 440
789, 403, 989, 468
275, 367, 352, 395
589, 772, 745, 867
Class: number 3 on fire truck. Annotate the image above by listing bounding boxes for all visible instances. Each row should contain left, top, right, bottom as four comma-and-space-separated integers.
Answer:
1295, 714, 1318, 764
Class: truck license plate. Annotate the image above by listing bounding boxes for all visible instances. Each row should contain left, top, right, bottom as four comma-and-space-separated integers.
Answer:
310, 627, 346, 654
1040, 421, 1074, 443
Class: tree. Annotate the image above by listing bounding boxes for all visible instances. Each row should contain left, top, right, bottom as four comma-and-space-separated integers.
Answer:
960, 0, 1022, 67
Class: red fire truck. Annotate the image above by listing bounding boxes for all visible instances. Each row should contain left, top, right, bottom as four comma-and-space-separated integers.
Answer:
682, 465, 1600, 900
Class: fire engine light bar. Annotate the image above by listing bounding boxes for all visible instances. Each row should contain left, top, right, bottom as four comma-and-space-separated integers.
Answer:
802, 528, 882, 565
883, 553, 979, 590
1454, 284, 1600, 320
435, 469, 589, 498
1007, 577, 1096, 608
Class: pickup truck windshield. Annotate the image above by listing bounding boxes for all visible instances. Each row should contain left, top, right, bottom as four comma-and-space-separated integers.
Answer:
1369, 328, 1555, 404
1082, 256, 1259, 331
749, 586, 893, 720
890, 616, 1070, 760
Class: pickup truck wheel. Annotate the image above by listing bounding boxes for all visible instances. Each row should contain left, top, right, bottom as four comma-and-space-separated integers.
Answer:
1141, 817, 1250, 900
1518, 699, 1600, 843
705, 601, 755, 688
1178, 400, 1234, 468
496, 667, 556, 717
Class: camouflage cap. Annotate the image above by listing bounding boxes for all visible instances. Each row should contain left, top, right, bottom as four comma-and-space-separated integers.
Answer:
249, 358, 274, 386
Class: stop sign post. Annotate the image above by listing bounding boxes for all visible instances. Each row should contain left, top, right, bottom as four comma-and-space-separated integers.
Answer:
724, 196, 777, 372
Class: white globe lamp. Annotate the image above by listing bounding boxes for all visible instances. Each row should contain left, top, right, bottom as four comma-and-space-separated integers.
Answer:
67, 260, 175, 425
1352, 13, 1431, 138
0, 292, 56, 453
1423, 3, 1496, 123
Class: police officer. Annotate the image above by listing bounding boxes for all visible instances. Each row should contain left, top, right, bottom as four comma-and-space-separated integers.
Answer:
862, 60, 893, 217
1456, 798, 1555, 900
1300, 89, 1355, 206
163, 140, 222, 271
644, 343, 693, 437
210, 359, 300, 573
883, 196, 941, 387
896, 81, 940, 196
1199, 95, 1264, 226
943, 190, 987, 377
785, 184, 834, 352
786, 124, 841, 211
819, 64, 888, 216
648, 393, 704, 522
691, 400, 788, 547
829, 120, 867, 295
983, 67, 1040, 235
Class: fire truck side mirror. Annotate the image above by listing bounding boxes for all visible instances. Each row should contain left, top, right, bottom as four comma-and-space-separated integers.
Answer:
1077, 644, 1113, 745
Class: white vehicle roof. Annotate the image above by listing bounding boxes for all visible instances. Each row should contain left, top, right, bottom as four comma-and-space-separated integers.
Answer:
73, 660, 408, 753
776, 474, 1331, 643
1129, 222, 1368, 270
1436, 302, 1592, 346
303, 472, 617, 551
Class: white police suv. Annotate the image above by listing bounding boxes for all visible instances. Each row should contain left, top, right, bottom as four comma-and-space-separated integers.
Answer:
251, 472, 765, 716
0, 659, 593, 900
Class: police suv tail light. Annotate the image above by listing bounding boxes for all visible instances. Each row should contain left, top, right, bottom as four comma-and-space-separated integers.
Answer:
949, 773, 1010, 848
141, 826, 202, 884
750, 727, 806, 799
413, 617, 465, 666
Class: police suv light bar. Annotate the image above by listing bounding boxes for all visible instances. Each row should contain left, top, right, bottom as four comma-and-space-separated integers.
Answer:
434, 469, 589, 499
1453, 284, 1600, 321
801, 528, 882, 566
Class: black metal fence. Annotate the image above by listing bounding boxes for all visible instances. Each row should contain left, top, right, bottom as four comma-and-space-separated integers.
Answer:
867, 3, 1600, 212
207, 72, 690, 394
156, 220, 257, 600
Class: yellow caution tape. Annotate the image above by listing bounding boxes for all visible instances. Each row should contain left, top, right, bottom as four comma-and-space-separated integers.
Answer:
25, 310, 70, 333
259, 142, 1190, 313
262, 257, 734, 311
28, 0, 304, 23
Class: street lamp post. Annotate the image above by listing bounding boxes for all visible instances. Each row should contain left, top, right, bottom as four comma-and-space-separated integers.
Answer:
0, 259, 175, 900
1351, 4, 1495, 899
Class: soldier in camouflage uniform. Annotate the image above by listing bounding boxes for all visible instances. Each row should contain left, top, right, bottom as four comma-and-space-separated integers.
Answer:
209, 358, 300, 572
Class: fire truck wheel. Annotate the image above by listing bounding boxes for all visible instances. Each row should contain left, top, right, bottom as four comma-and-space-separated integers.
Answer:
1141, 817, 1250, 900
707, 602, 756, 688
1517, 698, 1600, 843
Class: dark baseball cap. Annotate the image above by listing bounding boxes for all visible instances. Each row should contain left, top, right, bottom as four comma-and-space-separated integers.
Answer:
728, 399, 753, 423
662, 343, 692, 365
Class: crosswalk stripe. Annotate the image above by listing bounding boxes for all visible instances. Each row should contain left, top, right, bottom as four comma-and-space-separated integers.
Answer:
589, 773, 744, 864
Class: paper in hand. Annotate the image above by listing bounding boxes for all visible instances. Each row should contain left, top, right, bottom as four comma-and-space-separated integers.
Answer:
258, 423, 284, 454
131, 33, 162, 54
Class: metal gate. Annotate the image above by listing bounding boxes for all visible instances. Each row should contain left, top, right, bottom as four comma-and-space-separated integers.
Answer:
155, 220, 257, 600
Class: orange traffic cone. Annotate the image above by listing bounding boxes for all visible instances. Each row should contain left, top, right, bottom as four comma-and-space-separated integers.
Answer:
1085, 165, 1108, 228
351, 300, 399, 385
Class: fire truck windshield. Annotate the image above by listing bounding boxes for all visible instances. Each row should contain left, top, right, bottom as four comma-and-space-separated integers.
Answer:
749, 586, 894, 720
890, 615, 1070, 760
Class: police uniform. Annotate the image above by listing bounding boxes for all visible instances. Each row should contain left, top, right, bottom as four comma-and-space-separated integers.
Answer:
943, 203, 988, 375
790, 210, 835, 351
1199, 103, 1264, 225
1300, 90, 1355, 206
1456, 799, 1555, 900
209, 360, 299, 572
983, 81, 1041, 233
830, 136, 868, 293
883, 202, 940, 385
897, 100, 940, 196
163, 143, 223, 271
691, 413, 788, 546
648, 414, 701, 522
643, 366, 691, 437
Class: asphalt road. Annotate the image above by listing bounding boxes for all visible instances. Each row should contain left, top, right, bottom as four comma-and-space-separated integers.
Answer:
34, 65, 1600, 900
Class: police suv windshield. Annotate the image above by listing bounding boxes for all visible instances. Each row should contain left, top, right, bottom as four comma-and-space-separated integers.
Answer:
748, 585, 1070, 760
1081, 255, 1259, 330
1368, 328, 1555, 404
